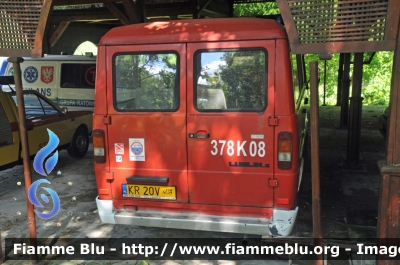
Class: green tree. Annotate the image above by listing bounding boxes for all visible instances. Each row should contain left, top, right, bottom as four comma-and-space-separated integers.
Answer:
234, 3, 393, 106
234, 2, 279, 16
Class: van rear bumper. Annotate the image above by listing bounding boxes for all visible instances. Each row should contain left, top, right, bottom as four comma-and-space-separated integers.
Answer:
96, 196, 298, 236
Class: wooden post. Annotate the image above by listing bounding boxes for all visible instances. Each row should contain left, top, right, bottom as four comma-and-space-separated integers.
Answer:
339, 53, 351, 128
310, 61, 323, 265
377, 5, 400, 264
347, 53, 364, 166
7, 57, 38, 261
336, 53, 344, 106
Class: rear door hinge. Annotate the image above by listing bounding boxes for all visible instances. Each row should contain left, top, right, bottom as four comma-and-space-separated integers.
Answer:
103, 116, 111, 125
106, 172, 114, 181
268, 178, 278, 187
268, 117, 278, 126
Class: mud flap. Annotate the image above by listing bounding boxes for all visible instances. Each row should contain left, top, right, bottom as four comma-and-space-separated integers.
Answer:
268, 207, 298, 237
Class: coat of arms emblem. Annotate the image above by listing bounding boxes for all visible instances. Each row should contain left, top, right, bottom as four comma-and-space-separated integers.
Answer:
41, 66, 54, 84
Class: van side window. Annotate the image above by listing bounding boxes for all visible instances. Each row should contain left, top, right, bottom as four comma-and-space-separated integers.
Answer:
195, 49, 267, 111
60, 64, 96, 88
113, 53, 179, 111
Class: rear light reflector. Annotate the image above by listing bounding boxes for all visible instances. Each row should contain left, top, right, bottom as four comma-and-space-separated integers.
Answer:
278, 132, 292, 169
277, 198, 290, 205
93, 129, 106, 163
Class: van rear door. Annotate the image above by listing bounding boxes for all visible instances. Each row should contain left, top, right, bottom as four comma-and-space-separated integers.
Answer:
106, 44, 189, 203
187, 41, 276, 207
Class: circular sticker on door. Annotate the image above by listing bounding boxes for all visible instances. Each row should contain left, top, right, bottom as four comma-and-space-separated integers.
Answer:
24, 66, 38, 83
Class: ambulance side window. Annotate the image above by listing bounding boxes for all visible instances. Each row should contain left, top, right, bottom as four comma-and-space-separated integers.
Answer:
60, 63, 96, 89
113, 52, 179, 112
195, 49, 267, 112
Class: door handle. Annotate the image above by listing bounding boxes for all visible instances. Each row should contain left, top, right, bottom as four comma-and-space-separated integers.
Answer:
188, 131, 210, 139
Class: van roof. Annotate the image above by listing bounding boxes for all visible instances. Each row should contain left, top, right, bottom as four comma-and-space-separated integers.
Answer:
21, 55, 96, 62
100, 18, 287, 46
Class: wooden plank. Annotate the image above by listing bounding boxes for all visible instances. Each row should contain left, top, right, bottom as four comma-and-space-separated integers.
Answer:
291, 1, 387, 11
0, 49, 41, 57
300, 35, 384, 42
293, 11, 387, 21
386, 15, 400, 165
287, 0, 388, 6
299, 30, 385, 38
276, 0, 299, 44
122, 0, 140, 24
295, 16, 388, 27
104, 2, 130, 25
388, 176, 400, 237
49, 21, 70, 48
297, 24, 385, 32
377, 174, 390, 238
54, 0, 119, 5
292, 5, 387, 15
385, 0, 400, 41
33, 0, 54, 57
290, 40, 396, 54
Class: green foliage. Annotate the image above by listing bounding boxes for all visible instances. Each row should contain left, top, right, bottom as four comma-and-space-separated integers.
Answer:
234, 2, 280, 16
305, 52, 393, 106
234, 2, 393, 106
361, 52, 393, 105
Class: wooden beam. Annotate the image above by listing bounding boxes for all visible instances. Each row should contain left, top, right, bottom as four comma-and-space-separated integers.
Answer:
384, 0, 400, 41
51, 9, 116, 23
276, 0, 300, 44
104, 2, 130, 25
49, 21, 70, 47
54, 0, 119, 6
34, 0, 55, 57
122, 0, 140, 23
51, 6, 191, 23
386, 16, 400, 165
291, 40, 397, 54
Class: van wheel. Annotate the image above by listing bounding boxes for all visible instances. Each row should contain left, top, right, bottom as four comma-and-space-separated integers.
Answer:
67, 127, 89, 158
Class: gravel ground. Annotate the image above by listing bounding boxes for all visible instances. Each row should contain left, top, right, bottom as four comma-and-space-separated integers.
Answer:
0, 105, 387, 265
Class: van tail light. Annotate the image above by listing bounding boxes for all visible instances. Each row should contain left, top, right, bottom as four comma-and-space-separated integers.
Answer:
93, 129, 106, 163
278, 132, 292, 169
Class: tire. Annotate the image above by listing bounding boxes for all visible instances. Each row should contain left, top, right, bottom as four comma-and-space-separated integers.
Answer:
67, 127, 89, 158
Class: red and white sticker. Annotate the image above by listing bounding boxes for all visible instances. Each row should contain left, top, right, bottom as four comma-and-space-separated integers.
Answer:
115, 143, 124, 154
129, 138, 145, 161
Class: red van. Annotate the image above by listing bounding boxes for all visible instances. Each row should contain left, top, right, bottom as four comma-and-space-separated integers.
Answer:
93, 18, 308, 236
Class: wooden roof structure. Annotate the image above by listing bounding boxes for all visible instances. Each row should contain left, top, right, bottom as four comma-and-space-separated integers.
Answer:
277, 0, 399, 53
1, 0, 399, 56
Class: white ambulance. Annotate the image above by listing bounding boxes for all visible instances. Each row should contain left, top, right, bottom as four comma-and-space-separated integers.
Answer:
0, 54, 96, 111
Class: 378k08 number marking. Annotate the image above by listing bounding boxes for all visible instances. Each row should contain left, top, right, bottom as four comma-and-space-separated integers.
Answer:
210, 140, 265, 157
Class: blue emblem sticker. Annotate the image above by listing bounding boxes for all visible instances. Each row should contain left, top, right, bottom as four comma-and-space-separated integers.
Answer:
129, 138, 145, 161
24, 66, 39, 83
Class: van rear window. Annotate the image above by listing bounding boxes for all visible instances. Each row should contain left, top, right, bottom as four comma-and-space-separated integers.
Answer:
195, 49, 267, 112
113, 52, 179, 112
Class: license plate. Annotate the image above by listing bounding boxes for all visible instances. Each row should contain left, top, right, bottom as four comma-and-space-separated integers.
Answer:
122, 184, 176, 200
